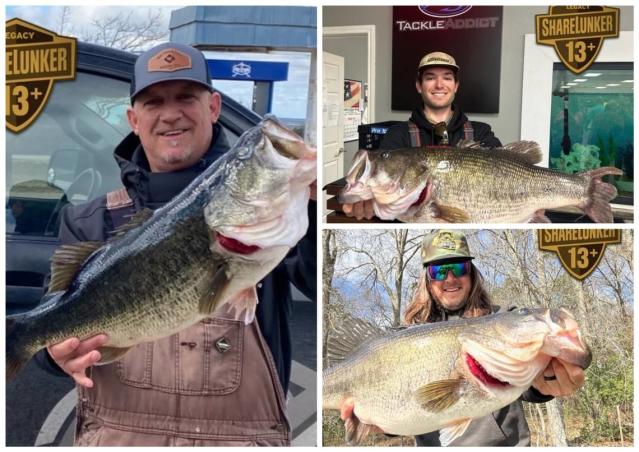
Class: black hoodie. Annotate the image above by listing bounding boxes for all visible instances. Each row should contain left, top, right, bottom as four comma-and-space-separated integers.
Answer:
35, 123, 316, 394
380, 103, 502, 150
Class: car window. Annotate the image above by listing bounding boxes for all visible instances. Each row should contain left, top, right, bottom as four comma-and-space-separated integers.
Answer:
6, 71, 242, 238
6, 72, 130, 237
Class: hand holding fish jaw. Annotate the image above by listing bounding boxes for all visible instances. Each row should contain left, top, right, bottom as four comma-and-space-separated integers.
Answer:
531, 358, 586, 397
47, 334, 109, 388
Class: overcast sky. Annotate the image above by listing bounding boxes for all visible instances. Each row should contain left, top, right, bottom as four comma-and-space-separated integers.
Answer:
6, 5, 311, 119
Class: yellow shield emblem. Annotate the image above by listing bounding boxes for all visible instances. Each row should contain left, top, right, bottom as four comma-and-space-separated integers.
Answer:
6, 18, 77, 133
535, 6, 619, 74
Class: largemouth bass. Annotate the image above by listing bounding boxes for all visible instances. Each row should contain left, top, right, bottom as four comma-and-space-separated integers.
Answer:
323, 308, 592, 446
7, 116, 316, 380
338, 141, 622, 223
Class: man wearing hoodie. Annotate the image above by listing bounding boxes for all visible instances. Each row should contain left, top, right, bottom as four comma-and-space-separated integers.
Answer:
342, 51, 501, 220
35, 42, 316, 446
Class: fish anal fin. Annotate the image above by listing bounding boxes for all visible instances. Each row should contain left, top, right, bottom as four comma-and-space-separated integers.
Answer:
345, 413, 376, 446
439, 418, 473, 446
199, 264, 230, 316
431, 203, 471, 223
415, 378, 464, 412
96, 346, 133, 364
109, 208, 154, 240
48, 241, 104, 293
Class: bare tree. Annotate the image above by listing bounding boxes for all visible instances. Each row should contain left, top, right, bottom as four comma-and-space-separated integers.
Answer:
57, 6, 73, 36
81, 9, 168, 52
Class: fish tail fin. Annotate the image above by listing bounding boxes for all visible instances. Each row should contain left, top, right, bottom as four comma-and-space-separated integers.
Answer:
580, 167, 623, 223
6, 318, 31, 381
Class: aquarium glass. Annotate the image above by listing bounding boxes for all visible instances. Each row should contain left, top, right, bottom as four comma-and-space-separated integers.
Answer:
549, 62, 633, 203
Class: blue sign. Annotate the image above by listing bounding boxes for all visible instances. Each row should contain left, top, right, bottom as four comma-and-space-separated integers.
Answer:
207, 59, 289, 82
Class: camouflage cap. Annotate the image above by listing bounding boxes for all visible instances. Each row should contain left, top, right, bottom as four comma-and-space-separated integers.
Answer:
421, 230, 474, 265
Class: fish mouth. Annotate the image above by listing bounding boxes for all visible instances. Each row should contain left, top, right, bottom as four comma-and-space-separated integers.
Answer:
338, 150, 374, 204
465, 353, 511, 388
261, 118, 315, 161
215, 232, 261, 255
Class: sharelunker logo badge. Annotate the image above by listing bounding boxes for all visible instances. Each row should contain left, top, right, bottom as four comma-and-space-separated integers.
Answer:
535, 6, 619, 74
538, 229, 621, 280
6, 18, 77, 133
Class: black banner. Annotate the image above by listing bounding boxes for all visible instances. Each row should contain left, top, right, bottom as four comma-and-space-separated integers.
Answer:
392, 6, 503, 113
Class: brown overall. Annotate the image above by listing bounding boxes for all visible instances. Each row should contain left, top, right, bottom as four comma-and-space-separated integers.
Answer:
73, 190, 290, 446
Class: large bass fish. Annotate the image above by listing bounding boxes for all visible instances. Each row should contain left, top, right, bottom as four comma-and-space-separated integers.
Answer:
323, 308, 592, 446
338, 141, 622, 223
7, 116, 316, 380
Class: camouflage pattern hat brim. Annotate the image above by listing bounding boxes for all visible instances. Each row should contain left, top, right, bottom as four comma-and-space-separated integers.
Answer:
422, 230, 474, 265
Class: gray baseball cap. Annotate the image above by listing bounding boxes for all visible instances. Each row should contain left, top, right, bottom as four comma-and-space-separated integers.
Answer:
422, 230, 474, 265
130, 42, 213, 102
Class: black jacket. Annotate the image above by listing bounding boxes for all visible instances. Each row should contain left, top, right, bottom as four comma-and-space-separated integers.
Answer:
380, 103, 502, 149
35, 123, 317, 394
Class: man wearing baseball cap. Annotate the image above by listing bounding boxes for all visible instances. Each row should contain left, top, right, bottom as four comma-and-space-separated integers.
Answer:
343, 51, 502, 220
340, 230, 586, 445
34, 42, 316, 446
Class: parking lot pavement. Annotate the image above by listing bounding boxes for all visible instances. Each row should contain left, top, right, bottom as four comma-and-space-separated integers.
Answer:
8, 299, 317, 446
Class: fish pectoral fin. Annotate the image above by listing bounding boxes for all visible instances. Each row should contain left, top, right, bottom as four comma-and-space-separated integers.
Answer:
108, 208, 154, 240
48, 242, 104, 293
96, 346, 133, 365
439, 418, 473, 447
415, 378, 464, 412
200, 265, 230, 315
345, 413, 375, 446
226, 286, 259, 325
431, 203, 471, 223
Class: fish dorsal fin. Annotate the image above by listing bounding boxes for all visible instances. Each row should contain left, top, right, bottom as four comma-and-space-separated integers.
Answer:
326, 313, 387, 365
415, 378, 464, 412
109, 208, 154, 240
498, 141, 543, 164
48, 241, 104, 293
456, 139, 483, 149
439, 418, 473, 446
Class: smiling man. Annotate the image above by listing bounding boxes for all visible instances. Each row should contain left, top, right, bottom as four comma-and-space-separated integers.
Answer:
340, 230, 586, 446
342, 51, 503, 220
34, 42, 316, 446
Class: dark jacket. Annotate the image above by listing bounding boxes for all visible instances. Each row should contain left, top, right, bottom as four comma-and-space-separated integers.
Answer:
379, 103, 502, 149
414, 306, 553, 446
35, 123, 316, 394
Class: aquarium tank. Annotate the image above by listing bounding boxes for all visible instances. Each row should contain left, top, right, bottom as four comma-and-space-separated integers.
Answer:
549, 62, 633, 204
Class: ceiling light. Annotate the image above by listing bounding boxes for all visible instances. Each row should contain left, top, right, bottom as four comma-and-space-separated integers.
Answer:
573, 79, 587, 82
583, 73, 601, 77
621, 80, 633, 83
606, 84, 620, 86
595, 86, 607, 89
566, 83, 577, 86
